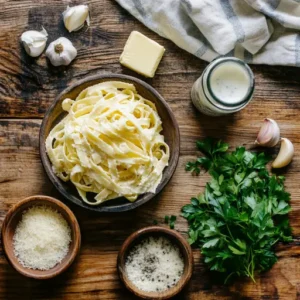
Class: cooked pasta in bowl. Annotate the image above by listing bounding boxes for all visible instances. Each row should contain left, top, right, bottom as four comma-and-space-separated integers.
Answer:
40, 74, 179, 212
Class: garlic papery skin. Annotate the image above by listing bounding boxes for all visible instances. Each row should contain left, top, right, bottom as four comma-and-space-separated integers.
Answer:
255, 118, 280, 147
63, 5, 90, 33
272, 138, 294, 169
46, 37, 77, 66
21, 28, 48, 57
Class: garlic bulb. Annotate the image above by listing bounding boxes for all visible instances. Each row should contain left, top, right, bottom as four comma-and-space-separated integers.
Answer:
21, 27, 48, 57
63, 5, 90, 32
255, 118, 280, 147
46, 37, 77, 66
272, 138, 294, 169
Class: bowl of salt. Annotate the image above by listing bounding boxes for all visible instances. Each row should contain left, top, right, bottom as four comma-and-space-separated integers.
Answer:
117, 226, 193, 299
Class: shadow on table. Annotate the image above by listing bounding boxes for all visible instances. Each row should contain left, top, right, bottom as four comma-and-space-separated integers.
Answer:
190, 104, 237, 141
2, 260, 70, 299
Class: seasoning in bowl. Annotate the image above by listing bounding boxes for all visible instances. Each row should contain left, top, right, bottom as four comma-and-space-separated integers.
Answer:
13, 206, 71, 270
125, 236, 184, 292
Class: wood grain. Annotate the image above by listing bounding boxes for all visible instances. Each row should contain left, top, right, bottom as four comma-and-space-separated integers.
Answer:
1, 0, 300, 299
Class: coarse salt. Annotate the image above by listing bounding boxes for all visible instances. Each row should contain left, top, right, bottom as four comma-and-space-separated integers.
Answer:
125, 235, 184, 292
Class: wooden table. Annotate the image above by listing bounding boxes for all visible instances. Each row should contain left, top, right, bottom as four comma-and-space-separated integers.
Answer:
1, 1, 300, 299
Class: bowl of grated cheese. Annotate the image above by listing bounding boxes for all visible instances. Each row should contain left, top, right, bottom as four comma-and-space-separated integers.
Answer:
1, 195, 81, 279
117, 226, 193, 299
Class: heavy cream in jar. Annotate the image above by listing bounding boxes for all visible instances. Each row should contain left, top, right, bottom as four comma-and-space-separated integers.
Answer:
191, 57, 255, 116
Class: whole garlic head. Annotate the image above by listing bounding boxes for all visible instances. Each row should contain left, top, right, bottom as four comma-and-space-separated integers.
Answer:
63, 5, 90, 33
255, 118, 280, 147
46, 37, 77, 66
21, 27, 48, 57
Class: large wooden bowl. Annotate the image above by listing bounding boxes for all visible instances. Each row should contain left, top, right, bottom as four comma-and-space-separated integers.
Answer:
2, 195, 81, 279
40, 74, 180, 212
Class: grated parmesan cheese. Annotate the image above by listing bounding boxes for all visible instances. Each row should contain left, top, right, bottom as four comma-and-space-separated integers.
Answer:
125, 236, 184, 292
13, 206, 71, 271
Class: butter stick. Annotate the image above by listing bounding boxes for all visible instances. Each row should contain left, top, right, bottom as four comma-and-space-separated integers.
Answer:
120, 31, 165, 78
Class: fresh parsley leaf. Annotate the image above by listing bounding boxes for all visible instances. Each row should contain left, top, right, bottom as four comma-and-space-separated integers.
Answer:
213, 140, 229, 154
183, 139, 292, 283
203, 237, 219, 248
164, 215, 177, 229
228, 245, 246, 255
196, 138, 214, 156
170, 215, 177, 229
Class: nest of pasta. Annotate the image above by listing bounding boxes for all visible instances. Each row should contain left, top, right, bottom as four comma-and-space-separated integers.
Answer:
45, 81, 169, 205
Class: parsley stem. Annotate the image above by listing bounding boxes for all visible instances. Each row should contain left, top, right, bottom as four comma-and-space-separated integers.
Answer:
251, 248, 255, 282
226, 224, 234, 241
224, 272, 234, 284
219, 233, 231, 243
245, 248, 256, 282
235, 223, 246, 230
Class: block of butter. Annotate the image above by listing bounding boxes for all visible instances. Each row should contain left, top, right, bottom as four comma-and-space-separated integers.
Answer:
120, 31, 165, 78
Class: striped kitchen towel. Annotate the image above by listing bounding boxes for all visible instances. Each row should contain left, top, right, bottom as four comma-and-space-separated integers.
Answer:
115, 0, 300, 66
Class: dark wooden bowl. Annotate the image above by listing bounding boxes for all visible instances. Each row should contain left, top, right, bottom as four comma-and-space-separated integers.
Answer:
117, 226, 193, 299
40, 74, 180, 212
1, 195, 81, 279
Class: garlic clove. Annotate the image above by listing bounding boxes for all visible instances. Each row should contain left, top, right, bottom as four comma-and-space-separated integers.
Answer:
272, 138, 294, 168
21, 27, 48, 57
63, 5, 89, 33
46, 37, 77, 66
255, 118, 280, 147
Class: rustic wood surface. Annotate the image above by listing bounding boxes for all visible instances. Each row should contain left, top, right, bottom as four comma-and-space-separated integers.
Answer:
1, 0, 300, 299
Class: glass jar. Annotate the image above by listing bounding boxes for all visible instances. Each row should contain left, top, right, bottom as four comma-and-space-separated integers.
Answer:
191, 57, 255, 116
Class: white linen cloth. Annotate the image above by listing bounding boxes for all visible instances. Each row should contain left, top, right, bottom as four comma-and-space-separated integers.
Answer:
115, 0, 300, 66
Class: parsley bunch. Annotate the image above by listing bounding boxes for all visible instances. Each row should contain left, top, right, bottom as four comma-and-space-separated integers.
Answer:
182, 138, 292, 283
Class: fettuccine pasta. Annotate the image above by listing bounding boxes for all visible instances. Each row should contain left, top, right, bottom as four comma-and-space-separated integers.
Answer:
45, 81, 170, 205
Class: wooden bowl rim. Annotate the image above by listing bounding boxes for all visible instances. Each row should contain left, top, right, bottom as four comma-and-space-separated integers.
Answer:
117, 226, 193, 299
39, 73, 180, 213
1, 195, 81, 280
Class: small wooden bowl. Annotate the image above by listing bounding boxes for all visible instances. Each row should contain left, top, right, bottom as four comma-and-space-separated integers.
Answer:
117, 226, 193, 299
40, 74, 180, 213
2, 195, 81, 280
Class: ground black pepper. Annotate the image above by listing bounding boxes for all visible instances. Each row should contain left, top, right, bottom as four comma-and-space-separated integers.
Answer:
124, 236, 184, 292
